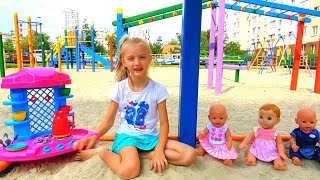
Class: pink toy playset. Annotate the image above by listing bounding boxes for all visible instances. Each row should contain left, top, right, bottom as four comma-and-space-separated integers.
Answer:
0, 68, 95, 167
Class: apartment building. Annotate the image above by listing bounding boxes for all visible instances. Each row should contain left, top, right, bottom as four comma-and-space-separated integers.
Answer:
225, 0, 320, 54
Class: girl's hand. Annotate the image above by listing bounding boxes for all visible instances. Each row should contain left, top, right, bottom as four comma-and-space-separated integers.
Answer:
238, 143, 247, 150
73, 134, 98, 151
150, 149, 168, 174
279, 153, 288, 160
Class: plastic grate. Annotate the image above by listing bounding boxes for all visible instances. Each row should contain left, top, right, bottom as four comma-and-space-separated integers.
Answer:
27, 88, 55, 134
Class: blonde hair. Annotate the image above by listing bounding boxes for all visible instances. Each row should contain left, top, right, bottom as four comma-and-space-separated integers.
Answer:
115, 35, 151, 81
259, 103, 281, 119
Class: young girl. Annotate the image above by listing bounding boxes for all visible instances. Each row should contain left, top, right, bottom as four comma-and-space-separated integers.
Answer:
72, 35, 197, 179
290, 107, 320, 166
197, 103, 238, 166
239, 103, 288, 170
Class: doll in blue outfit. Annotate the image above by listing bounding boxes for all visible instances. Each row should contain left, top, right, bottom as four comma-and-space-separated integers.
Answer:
290, 107, 320, 166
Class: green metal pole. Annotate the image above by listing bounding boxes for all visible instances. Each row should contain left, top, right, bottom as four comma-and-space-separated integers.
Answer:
235, 69, 240, 82
40, 33, 45, 67
0, 32, 5, 77
112, 0, 212, 25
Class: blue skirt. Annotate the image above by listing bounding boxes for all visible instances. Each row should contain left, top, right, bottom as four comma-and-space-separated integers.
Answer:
112, 133, 159, 154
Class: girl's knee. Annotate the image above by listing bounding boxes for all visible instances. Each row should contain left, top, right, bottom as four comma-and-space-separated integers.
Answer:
182, 147, 197, 165
117, 163, 140, 179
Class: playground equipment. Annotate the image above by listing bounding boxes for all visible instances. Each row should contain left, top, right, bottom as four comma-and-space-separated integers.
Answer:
47, 25, 111, 72
0, 32, 5, 77
114, 0, 320, 147
0, 67, 97, 172
13, 12, 45, 69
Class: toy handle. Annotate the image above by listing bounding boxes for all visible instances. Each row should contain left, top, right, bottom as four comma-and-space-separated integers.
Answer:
67, 114, 75, 129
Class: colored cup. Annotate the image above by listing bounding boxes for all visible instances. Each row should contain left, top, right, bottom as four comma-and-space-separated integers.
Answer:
12, 111, 27, 121
9, 93, 23, 101
60, 88, 71, 96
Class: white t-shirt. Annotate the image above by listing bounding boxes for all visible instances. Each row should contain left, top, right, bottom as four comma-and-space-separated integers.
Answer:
109, 78, 169, 137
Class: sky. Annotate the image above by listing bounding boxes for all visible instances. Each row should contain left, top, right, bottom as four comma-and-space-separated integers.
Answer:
0, 0, 213, 43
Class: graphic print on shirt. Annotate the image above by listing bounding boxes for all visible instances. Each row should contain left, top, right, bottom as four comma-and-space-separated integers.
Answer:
210, 127, 223, 142
124, 100, 149, 130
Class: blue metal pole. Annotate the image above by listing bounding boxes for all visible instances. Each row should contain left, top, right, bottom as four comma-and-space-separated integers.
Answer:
75, 26, 79, 72
178, 0, 202, 147
236, 0, 320, 17
81, 31, 84, 70
116, 8, 124, 52
50, 49, 53, 67
91, 25, 95, 72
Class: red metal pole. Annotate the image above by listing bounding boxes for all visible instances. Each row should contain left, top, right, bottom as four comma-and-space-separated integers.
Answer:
314, 36, 320, 93
290, 16, 305, 91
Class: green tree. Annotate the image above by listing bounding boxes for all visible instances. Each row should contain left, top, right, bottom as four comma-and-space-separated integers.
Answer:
200, 30, 210, 57
20, 31, 52, 51
3, 38, 15, 60
95, 42, 107, 54
224, 41, 246, 56
167, 38, 179, 45
149, 36, 163, 54
82, 18, 108, 54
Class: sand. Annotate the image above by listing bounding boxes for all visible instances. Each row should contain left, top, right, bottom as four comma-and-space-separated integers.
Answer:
0, 66, 320, 179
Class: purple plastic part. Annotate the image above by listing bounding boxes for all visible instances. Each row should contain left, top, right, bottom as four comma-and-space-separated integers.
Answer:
1, 68, 71, 89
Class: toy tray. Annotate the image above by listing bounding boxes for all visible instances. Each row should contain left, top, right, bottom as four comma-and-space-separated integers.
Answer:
0, 128, 93, 162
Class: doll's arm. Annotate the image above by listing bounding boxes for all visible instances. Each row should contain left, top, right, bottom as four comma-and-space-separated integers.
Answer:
198, 127, 209, 138
276, 134, 288, 160
290, 136, 299, 152
225, 128, 233, 150
239, 132, 255, 150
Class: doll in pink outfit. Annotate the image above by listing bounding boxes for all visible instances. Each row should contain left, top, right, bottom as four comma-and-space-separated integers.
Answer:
198, 104, 238, 166
239, 103, 288, 170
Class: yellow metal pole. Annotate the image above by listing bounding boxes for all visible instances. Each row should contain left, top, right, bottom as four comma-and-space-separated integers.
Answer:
27, 16, 35, 67
14, 12, 22, 70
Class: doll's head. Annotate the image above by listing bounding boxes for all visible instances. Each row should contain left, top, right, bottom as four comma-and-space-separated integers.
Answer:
295, 107, 317, 133
208, 104, 228, 128
258, 103, 281, 130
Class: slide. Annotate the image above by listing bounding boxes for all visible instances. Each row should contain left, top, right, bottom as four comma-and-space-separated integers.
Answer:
80, 45, 110, 70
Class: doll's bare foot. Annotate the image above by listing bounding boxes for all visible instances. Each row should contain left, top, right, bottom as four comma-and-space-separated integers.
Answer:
223, 159, 233, 166
197, 145, 206, 156
292, 157, 302, 166
197, 149, 206, 156
75, 146, 108, 161
273, 158, 287, 170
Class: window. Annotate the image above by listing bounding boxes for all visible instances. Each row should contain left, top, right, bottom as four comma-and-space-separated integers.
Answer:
258, 27, 260, 33
311, 45, 317, 53
270, 20, 276, 28
253, 27, 256, 34
302, 44, 306, 52
304, 26, 307, 36
313, 26, 318, 36
315, 6, 320, 11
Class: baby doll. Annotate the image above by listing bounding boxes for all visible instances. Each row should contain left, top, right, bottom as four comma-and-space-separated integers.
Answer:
239, 103, 288, 170
290, 107, 320, 166
197, 103, 238, 166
